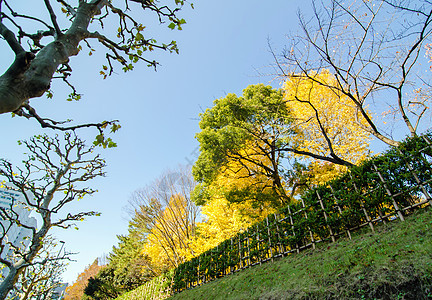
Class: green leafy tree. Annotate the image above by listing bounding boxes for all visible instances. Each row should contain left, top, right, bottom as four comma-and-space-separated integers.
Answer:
84, 266, 119, 300
192, 84, 293, 208
193, 82, 373, 209
84, 167, 198, 298
82, 226, 154, 299
108, 230, 154, 290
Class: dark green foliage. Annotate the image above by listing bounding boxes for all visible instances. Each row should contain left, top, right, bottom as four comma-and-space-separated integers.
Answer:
84, 224, 154, 298
108, 233, 153, 291
84, 266, 120, 300
172, 133, 432, 292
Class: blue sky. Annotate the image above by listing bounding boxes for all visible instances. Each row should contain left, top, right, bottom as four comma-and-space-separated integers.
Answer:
0, 0, 308, 283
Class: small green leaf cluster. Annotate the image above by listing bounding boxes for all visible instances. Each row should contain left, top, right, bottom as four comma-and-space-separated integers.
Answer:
173, 132, 432, 292
93, 135, 117, 148
45, 90, 54, 99
168, 18, 186, 30
93, 122, 121, 148
66, 92, 82, 102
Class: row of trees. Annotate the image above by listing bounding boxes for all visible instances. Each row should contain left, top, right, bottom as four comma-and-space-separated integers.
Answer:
80, 0, 432, 297
70, 0, 432, 297
1, 0, 431, 299
68, 165, 279, 299
73, 80, 373, 298
0, 0, 190, 298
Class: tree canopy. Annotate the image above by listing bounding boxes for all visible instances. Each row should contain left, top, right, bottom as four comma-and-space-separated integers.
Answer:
275, 0, 432, 146
0, 0, 189, 145
282, 70, 372, 167
192, 84, 292, 207
192, 82, 371, 209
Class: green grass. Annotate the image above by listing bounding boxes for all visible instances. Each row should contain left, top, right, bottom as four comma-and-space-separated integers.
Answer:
168, 208, 432, 300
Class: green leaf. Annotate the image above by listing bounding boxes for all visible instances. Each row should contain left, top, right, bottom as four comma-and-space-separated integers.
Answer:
110, 123, 121, 133
135, 32, 144, 41
46, 90, 54, 99
168, 22, 176, 30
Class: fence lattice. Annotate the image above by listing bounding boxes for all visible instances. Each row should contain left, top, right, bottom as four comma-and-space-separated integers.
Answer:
115, 272, 173, 300
172, 133, 432, 292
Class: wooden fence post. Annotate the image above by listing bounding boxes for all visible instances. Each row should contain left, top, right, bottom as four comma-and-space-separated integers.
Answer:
286, 204, 300, 253
203, 252, 207, 284
396, 147, 432, 207
274, 213, 286, 254
230, 238, 234, 274
265, 216, 274, 262
256, 224, 262, 265
246, 227, 251, 268
238, 234, 243, 269
348, 172, 375, 233
216, 244, 219, 278
372, 162, 405, 221
301, 198, 316, 249
316, 190, 336, 243
197, 256, 201, 286
329, 185, 352, 240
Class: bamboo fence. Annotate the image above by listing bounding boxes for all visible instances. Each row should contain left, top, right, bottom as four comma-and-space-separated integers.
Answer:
172, 134, 432, 292
115, 272, 173, 300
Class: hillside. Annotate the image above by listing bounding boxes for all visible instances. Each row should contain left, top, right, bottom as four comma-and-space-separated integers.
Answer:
169, 208, 432, 300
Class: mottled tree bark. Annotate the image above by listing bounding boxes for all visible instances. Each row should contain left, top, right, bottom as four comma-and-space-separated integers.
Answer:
0, 1, 104, 114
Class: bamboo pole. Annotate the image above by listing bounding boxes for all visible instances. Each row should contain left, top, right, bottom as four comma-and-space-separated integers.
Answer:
396, 147, 432, 206
230, 238, 234, 274
274, 213, 286, 254
372, 162, 405, 221
301, 198, 316, 249
329, 185, 352, 240
286, 204, 300, 253
316, 190, 336, 242
246, 227, 251, 268
348, 172, 375, 233
256, 224, 262, 265
265, 216, 274, 262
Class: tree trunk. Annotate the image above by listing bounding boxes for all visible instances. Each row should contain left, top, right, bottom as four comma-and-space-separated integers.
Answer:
0, 1, 101, 114
0, 267, 18, 300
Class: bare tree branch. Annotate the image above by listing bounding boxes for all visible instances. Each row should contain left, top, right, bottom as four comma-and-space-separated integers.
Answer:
0, 133, 105, 299
276, 0, 432, 147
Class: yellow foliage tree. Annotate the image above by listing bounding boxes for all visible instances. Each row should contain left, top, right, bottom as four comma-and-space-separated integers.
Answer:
216, 142, 289, 206
282, 70, 372, 182
192, 84, 292, 208
186, 77, 373, 262
185, 166, 276, 260
127, 168, 199, 276
141, 194, 197, 275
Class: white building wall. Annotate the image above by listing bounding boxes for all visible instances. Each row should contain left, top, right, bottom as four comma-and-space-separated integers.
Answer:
0, 188, 37, 279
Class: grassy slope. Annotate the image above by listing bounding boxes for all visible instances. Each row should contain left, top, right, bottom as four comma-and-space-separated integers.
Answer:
169, 208, 432, 300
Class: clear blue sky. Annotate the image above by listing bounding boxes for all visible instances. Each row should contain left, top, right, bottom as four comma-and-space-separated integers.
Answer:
0, 0, 309, 283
